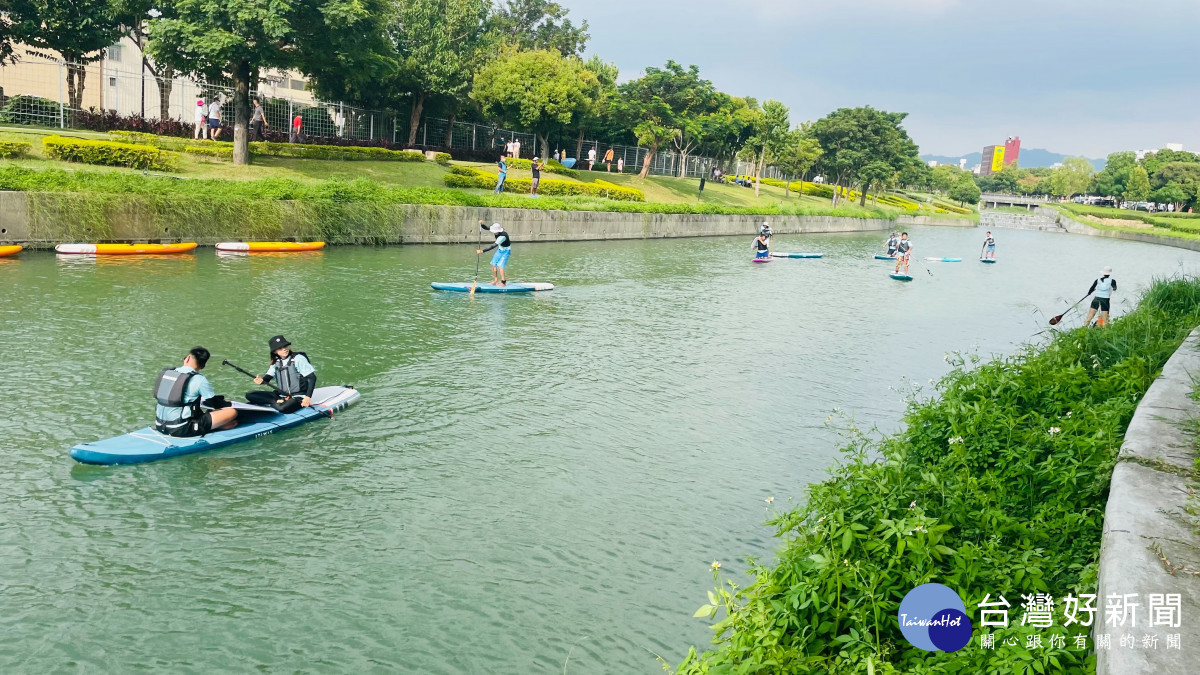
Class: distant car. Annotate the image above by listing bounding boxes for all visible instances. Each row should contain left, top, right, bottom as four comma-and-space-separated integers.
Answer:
1133, 202, 1153, 212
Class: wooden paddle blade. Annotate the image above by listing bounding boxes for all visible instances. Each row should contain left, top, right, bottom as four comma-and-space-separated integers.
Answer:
1049, 315, 1063, 325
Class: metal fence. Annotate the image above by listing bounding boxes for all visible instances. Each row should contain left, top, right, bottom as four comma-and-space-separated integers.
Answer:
0, 56, 789, 179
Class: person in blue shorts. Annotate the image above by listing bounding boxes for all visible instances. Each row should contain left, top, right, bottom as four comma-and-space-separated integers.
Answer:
753, 231, 771, 259
980, 231, 996, 260
477, 220, 512, 286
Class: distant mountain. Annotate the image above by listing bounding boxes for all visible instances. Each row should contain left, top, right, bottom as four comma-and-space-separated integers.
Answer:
921, 148, 1105, 171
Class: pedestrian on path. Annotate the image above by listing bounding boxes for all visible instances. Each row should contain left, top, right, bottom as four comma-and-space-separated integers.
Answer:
250, 99, 268, 141
604, 147, 614, 171
587, 146, 597, 170
290, 113, 303, 143
530, 156, 545, 196
494, 154, 508, 194
617, 157, 624, 173
208, 97, 223, 140
193, 100, 207, 140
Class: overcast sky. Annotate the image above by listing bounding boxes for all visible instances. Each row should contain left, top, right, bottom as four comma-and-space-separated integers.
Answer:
558, 0, 1200, 159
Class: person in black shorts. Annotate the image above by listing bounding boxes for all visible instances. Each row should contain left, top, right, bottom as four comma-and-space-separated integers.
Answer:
153, 346, 237, 437
1084, 266, 1117, 327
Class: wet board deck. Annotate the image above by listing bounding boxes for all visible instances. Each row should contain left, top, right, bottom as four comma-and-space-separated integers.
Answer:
769, 252, 824, 259
925, 257, 962, 262
752, 258, 772, 263
431, 282, 554, 293
69, 386, 359, 465
981, 259, 997, 264
875, 255, 897, 260
890, 273, 913, 281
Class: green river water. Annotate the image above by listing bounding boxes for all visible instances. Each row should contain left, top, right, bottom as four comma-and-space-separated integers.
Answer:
2, 226, 1198, 673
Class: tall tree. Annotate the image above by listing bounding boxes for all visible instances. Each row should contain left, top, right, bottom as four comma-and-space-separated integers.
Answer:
770, 125, 822, 198
472, 48, 597, 158
0, 0, 23, 65
393, 0, 490, 146
858, 160, 895, 203
809, 106, 920, 206
615, 61, 710, 179
9, 0, 130, 111
930, 164, 961, 194
147, 0, 390, 165
572, 54, 617, 160
1092, 151, 1136, 201
744, 100, 789, 197
948, 171, 981, 205
1049, 157, 1094, 197
490, 0, 588, 56
1123, 166, 1151, 204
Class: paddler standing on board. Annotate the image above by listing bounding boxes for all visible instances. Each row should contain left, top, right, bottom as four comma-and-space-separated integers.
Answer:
1083, 266, 1117, 327
154, 346, 238, 437
980, 231, 996, 260
477, 219, 512, 286
753, 230, 772, 259
893, 232, 912, 275
886, 232, 899, 257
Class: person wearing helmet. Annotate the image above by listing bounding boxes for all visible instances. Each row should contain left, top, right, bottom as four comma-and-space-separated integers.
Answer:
250, 335, 316, 413
478, 219, 513, 286
1084, 267, 1117, 327
885, 232, 899, 257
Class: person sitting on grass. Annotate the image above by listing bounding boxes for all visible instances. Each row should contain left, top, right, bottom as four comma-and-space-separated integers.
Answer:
477, 220, 512, 286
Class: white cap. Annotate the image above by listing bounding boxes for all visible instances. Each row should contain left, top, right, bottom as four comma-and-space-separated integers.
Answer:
1102, 266, 1113, 275
490, 223, 503, 233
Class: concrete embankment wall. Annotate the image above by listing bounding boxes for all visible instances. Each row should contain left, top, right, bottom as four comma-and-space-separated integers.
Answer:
0, 191, 980, 248
1096, 326, 1200, 674
980, 208, 1066, 232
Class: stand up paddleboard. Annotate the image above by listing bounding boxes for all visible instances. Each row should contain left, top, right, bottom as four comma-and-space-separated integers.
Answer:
69, 386, 359, 465
431, 282, 554, 293
770, 252, 824, 259
752, 257, 772, 264
890, 273, 913, 281
0, 245, 22, 257
981, 259, 997, 264
216, 242, 326, 253
925, 257, 962, 262
55, 243, 198, 255
874, 255, 896, 260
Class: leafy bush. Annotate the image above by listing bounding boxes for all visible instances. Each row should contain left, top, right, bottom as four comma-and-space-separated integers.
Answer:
680, 276, 1200, 674
0, 141, 32, 158
246, 142, 425, 161
183, 145, 233, 159
443, 167, 645, 201
42, 136, 177, 171
0, 95, 62, 125
73, 109, 192, 137
434, 152, 452, 166
109, 130, 161, 146
505, 157, 580, 179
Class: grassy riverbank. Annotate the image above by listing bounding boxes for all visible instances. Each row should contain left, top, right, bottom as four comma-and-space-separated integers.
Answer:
1052, 203, 1200, 242
680, 277, 1200, 674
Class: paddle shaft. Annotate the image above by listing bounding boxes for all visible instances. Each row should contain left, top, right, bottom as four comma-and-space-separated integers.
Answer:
1051, 293, 1092, 325
222, 359, 289, 396
471, 221, 483, 294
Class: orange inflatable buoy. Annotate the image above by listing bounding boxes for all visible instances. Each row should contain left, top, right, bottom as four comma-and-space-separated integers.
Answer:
0, 244, 22, 257
55, 243, 198, 255
215, 242, 326, 253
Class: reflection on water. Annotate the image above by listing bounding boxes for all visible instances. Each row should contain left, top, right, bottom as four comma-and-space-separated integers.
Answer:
2, 227, 1198, 672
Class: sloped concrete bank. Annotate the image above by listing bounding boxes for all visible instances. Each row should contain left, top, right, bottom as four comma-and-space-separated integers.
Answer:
0, 190, 939, 248
1096, 326, 1200, 674
984, 205, 1200, 253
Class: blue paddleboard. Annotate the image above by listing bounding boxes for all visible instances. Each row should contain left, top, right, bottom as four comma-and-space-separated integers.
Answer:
69, 386, 360, 465
925, 257, 962, 262
981, 259, 997, 264
431, 282, 554, 293
770, 252, 824, 259
875, 255, 896, 260
890, 273, 913, 281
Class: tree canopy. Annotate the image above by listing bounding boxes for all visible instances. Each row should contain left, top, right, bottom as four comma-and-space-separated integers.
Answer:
809, 106, 920, 206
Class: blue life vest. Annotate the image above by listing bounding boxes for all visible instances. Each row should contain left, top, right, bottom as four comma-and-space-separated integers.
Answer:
1096, 277, 1114, 299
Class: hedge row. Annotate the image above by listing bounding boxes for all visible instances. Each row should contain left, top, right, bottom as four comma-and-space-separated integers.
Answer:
43, 136, 177, 171
109, 132, 428, 162
0, 141, 32, 158
444, 167, 645, 202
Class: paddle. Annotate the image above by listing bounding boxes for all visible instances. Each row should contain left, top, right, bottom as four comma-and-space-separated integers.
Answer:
222, 359, 288, 396
1049, 293, 1091, 326
471, 219, 484, 294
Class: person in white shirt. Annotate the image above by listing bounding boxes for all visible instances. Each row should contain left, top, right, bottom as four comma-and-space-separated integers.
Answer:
587, 146, 597, 170
193, 100, 207, 139
513, 139, 521, 159
208, 98, 223, 140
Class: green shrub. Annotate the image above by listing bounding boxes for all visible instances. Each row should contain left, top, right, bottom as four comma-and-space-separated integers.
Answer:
434, 152, 452, 166
109, 131, 162, 147
505, 157, 580, 179
0, 141, 32, 158
443, 167, 645, 201
0, 95, 62, 125
247, 142, 425, 161
681, 276, 1200, 674
42, 136, 177, 171
183, 145, 233, 159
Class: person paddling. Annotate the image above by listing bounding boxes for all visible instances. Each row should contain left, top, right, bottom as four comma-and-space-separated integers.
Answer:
154, 346, 237, 437
1083, 266, 1117, 327
250, 335, 316, 413
477, 219, 512, 286
886, 232, 899, 257
753, 231, 771, 259
893, 232, 912, 275
981, 231, 996, 260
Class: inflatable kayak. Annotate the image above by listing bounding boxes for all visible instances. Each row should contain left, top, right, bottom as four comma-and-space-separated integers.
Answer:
431, 282, 554, 293
56, 243, 198, 255
890, 273, 913, 281
0, 245, 22, 257
770, 252, 824, 259
69, 386, 359, 465
981, 259, 997, 264
874, 254, 896, 260
216, 241, 326, 253
925, 257, 962, 263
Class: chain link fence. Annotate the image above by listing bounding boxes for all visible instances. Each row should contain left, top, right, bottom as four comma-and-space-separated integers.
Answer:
0, 56, 791, 179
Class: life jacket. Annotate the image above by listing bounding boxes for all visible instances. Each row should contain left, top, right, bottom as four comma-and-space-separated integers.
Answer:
154, 367, 200, 430
897, 240, 911, 254
274, 352, 309, 396
755, 236, 770, 251
1096, 277, 1114, 299
887, 237, 898, 250
494, 231, 511, 249
985, 237, 995, 246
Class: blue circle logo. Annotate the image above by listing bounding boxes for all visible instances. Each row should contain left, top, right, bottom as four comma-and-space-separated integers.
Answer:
897, 583, 972, 652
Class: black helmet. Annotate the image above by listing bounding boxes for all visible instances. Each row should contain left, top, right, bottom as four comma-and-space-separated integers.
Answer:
268, 335, 291, 351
